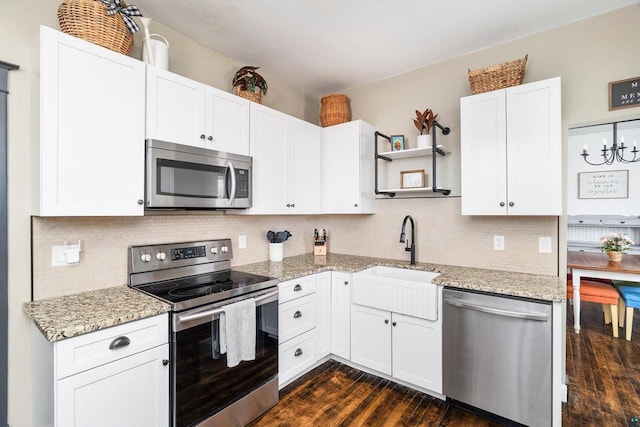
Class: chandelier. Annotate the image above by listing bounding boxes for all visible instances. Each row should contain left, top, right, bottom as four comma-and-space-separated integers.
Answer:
581, 135, 639, 165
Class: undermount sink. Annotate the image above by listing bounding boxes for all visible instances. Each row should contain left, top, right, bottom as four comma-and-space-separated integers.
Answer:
352, 266, 441, 320
356, 266, 441, 284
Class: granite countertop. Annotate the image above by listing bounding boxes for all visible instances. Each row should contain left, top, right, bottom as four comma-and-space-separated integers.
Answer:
23, 285, 171, 342
235, 253, 565, 302
24, 253, 564, 343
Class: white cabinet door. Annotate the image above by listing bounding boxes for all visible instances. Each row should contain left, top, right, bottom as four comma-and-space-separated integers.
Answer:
392, 313, 442, 393
322, 120, 375, 214
331, 272, 351, 359
56, 343, 169, 427
460, 89, 507, 215
506, 78, 562, 215
315, 271, 332, 358
460, 77, 561, 216
205, 86, 250, 155
249, 104, 289, 213
288, 118, 322, 213
146, 66, 206, 148
351, 304, 392, 375
37, 26, 145, 216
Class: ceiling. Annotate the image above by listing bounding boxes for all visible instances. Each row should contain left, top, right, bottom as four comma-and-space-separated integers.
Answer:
133, 0, 639, 96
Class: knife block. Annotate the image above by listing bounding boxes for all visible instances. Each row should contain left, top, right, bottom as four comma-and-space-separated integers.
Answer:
314, 241, 327, 256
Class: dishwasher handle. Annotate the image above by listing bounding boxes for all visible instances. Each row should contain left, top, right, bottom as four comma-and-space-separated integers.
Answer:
444, 296, 549, 322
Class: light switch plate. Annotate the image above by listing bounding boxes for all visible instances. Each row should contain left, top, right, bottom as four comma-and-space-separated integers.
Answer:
539, 237, 552, 253
493, 235, 505, 251
238, 235, 247, 249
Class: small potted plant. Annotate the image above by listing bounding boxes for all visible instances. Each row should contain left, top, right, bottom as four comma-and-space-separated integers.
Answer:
232, 66, 268, 104
413, 108, 438, 148
599, 233, 634, 262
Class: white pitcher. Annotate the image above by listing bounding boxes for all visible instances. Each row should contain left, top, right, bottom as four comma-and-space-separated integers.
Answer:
143, 34, 170, 70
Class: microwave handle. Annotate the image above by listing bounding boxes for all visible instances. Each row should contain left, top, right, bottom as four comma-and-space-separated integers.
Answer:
226, 162, 237, 206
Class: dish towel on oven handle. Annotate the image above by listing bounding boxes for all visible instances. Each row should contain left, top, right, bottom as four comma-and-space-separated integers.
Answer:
219, 298, 256, 367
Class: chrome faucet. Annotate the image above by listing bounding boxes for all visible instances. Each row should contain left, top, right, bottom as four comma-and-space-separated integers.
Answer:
399, 215, 416, 265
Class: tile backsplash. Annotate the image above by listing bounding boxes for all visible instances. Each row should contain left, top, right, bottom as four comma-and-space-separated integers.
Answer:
32, 198, 559, 300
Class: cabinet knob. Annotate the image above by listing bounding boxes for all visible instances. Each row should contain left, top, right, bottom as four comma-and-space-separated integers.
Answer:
354, 203, 359, 207
294, 348, 303, 357
162, 359, 169, 366
499, 202, 505, 207
293, 284, 302, 292
344, 281, 349, 285
286, 203, 291, 207
578, 220, 584, 224
109, 336, 130, 350
291, 203, 295, 208
392, 321, 397, 327
293, 310, 302, 319
620, 221, 626, 224
509, 202, 514, 207
384, 319, 389, 324
207, 136, 213, 141
200, 134, 206, 139
137, 199, 144, 205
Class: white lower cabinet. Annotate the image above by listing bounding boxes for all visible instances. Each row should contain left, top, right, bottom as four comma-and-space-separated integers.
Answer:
315, 271, 332, 358
350, 304, 391, 374
278, 275, 318, 387
331, 271, 352, 360
31, 314, 169, 427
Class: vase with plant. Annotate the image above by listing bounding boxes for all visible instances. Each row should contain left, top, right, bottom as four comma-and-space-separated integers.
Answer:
413, 108, 438, 149
600, 233, 634, 262
232, 66, 268, 104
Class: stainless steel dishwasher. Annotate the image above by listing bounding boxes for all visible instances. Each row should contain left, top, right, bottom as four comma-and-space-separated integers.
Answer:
443, 288, 552, 427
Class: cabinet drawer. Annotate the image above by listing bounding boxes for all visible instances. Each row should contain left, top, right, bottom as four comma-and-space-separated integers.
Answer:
279, 294, 316, 342
279, 329, 316, 386
55, 314, 168, 379
279, 275, 316, 304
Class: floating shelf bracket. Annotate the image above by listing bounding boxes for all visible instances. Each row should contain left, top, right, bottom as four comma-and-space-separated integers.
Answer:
374, 131, 398, 197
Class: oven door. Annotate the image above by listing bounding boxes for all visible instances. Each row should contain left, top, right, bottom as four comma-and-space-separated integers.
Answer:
172, 289, 278, 427
146, 139, 252, 209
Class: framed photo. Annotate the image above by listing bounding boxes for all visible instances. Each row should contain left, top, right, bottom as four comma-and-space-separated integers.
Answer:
578, 170, 629, 199
400, 169, 426, 189
390, 135, 405, 151
609, 76, 640, 111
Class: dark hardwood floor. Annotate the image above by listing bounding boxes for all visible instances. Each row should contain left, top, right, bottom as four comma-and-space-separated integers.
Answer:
250, 301, 640, 426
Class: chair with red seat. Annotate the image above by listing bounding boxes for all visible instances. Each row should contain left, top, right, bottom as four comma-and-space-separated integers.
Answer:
567, 278, 620, 338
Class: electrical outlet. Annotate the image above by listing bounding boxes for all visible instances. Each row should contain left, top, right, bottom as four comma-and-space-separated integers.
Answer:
539, 237, 552, 253
238, 235, 247, 249
493, 235, 505, 251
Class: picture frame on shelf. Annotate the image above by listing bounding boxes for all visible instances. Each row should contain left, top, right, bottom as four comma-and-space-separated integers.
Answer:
401, 169, 426, 189
390, 135, 405, 151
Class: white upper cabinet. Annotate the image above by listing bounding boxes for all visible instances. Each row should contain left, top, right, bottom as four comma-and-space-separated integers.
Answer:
146, 67, 250, 155
35, 26, 145, 216
322, 120, 376, 214
246, 103, 321, 214
460, 77, 561, 215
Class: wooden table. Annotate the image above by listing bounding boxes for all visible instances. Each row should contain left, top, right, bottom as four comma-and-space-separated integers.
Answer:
567, 251, 640, 333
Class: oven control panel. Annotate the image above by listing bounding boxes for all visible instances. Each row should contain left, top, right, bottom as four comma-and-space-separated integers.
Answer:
129, 239, 233, 274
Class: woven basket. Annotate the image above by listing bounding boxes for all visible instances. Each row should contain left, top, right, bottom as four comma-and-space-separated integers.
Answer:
468, 54, 528, 94
320, 94, 351, 127
57, 0, 134, 55
235, 86, 262, 104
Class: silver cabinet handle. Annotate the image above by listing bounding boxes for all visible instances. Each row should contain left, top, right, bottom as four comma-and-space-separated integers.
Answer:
137, 199, 144, 205
162, 359, 169, 366
444, 297, 549, 322
344, 281, 349, 285
200, 134, 205, 139
109, 336, 130, 350
294, 348, 303, 357
384, 319, 389, 324
207, 136, 213, 141
499, 202, 505, 207
293, 311, 302, 319
293, 284, 302, 291
392, 321, 397, 326
509, 202, 514, 207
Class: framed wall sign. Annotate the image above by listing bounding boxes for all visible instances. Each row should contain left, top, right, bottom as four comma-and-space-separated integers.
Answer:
609, 76, 640, 111
400, 169, 426, 188
578, 170, 629, 199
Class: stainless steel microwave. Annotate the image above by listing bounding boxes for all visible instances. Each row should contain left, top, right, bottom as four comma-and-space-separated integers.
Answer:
145, 139, 252, 210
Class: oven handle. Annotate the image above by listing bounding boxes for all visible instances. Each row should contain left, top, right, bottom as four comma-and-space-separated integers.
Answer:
226, 161, 237, 206
177, 289, 279, 324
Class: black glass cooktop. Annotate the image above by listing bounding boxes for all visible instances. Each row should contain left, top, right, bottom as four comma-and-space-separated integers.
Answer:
137, 270, 276, 309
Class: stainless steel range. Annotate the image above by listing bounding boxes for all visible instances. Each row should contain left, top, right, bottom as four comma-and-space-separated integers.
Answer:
129, 239, 279, 427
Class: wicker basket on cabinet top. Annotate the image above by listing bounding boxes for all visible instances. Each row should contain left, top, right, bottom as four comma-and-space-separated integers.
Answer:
58, 0, 134, 55
468, 54, 528, 94
320, 94, 351, 127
